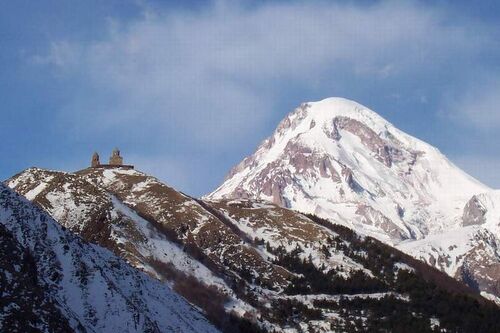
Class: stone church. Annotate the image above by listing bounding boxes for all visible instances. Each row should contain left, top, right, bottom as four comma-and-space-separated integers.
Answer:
90, 148, 133, 169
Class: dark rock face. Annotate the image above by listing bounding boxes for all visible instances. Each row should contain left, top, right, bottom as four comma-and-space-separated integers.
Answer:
332, 116, 400, 167
355, 204, 408, 241
463, 195, 487, 226
0, 224, 73, 333
457, 230, 500, 297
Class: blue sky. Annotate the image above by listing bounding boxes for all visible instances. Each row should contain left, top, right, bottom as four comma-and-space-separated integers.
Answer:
2, 0, 500, 196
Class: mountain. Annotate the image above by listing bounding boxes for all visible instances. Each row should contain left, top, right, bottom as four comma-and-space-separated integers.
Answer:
7, 166, 500, 332
0, 183, 219, 333
207, 97, 500, 302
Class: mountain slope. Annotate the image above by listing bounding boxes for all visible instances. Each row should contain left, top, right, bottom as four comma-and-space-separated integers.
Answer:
7, 166, 500, 332
207, 97, 500, 301
0, 183, 219, 333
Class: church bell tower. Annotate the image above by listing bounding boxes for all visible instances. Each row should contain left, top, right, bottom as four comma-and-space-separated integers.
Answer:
109, 148, 123, 166
91, 152, 100, 167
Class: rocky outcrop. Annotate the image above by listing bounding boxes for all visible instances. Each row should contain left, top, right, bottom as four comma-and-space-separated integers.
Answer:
332, 116, 400, 167
355, 204, 408, 241
463, 195, 487, 226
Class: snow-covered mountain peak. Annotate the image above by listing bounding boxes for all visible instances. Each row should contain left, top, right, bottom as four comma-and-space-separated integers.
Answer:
304, 97, 388, 128
272, 97, 453, 161
272, 97, 390, 143
209, 98, 489, 243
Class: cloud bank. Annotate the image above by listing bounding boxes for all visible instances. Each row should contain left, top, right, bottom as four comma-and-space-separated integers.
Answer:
34, 0, 500, 194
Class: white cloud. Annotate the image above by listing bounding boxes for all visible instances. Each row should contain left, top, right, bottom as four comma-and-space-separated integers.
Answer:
37, 0, 490, 147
